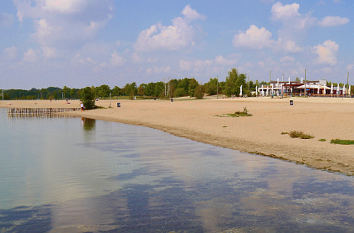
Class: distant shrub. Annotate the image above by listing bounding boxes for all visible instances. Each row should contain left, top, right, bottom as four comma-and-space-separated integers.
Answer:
319, 138, 326, 142
227, 107, 252, 117
174, 88, 186, 97
81, 87, 96, 110
281, 131, 289, 135
194, 85, 204, 99
289, 130, 314, 139
330, 139, 354, 145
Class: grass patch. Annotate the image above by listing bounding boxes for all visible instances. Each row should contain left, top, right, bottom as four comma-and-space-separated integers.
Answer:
289, 130, 314, 139
330, 139, 354, 145
319, 138, 326, 142
226, 107, 252, 117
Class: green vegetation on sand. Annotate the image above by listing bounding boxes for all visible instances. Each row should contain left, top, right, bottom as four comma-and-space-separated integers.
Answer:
217, 107, 252, 118
330, 139, 354, 145
288, 130, 314, 139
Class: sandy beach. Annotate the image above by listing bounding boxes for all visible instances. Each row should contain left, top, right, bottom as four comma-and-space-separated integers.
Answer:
2, 97, 354, 175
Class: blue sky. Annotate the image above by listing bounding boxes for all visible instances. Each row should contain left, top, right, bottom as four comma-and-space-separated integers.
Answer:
0, 0, 353, 88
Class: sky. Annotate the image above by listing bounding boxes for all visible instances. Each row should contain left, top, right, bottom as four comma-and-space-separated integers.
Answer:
0, 0, 353, 89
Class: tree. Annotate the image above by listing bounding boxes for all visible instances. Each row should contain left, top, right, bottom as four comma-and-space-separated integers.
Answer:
168, 79, 178, 97
96, 84, 110, 98
174, 88, 185, 97
63, 86, 70, 99
188, 78, 199, 97
194, 85, 204, 99
81, 87, 96, 109
123, 82, 137, 99
138, 84, 146, 96
224, 68, 246, 97
205, 78, 218, 95
112, 86, 122, 96
153, 82, 165, 97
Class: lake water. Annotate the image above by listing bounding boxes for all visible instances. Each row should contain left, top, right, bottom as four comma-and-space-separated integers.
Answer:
0, 109, 353, 232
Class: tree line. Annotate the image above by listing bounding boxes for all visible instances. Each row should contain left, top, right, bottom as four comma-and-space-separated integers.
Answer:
1, 68, 353, 100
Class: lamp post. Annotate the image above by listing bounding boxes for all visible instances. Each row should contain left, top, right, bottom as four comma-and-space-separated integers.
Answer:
216, 77, 219, 99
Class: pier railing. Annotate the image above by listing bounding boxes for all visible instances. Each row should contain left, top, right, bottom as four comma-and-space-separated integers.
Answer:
7, 108, 81, 117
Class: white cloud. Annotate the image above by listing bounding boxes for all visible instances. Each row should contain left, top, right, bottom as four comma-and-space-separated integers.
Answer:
271, 2, 300, 20
233, 25, 274, 49
146, 66, 171, 74
41, 46, 56, 58
278, 39, 302, 52
3, 46, 18, 60
346, 64, 354, 71
14, 0, 113, 48
313, 40, 339, 65
134, 5, 204, 51
179, 55, 237, 72
319, 16, 349, 27
233, 25, 301, 52
182, 5, 205, 20
280, 56, 295, 63
23, 49, 38, 62
271, 2, 316, 32
111, 51, 125, 66
43, 0, 86, 14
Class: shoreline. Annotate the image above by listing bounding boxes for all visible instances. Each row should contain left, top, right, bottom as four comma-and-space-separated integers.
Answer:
2, 98, 354, 176
68, 112, 353, 176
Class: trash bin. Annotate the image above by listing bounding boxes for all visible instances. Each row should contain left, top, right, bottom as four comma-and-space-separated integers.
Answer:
117, 103, 120, 107
170, 98, 174, 102
290, 100, 293, 106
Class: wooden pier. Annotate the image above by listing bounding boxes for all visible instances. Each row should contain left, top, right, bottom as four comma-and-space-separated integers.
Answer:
7, 108, 81, 118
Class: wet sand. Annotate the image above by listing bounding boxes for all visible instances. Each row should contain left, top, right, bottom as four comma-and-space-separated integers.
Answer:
2, 97, 354, 175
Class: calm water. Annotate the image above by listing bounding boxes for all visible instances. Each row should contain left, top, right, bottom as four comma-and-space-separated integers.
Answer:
0, 109, 353, 233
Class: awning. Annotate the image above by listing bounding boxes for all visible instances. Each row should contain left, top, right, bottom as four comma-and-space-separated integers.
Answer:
295, 84, 330, 89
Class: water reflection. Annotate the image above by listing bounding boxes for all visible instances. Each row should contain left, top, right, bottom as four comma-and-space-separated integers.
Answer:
81, 117, 96, 131
0, 110, 353, 232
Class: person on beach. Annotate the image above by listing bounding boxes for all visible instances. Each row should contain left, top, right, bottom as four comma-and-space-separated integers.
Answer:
81, 103, 84, 111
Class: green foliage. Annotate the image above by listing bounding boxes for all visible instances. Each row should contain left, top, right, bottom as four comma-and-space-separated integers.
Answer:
0, 70, 282, 100
281, 132, 289, 135
138, 84, 146, 96
112, 86, 122, 96
330, 139, 354, 145
194, 85, 204, 99
224, 68, 246, 97
96, 85, 111, 98
123, 82, 137, 99
218, 107, 252, 117
319, 138, 326, 142
289, 131, 314, 139
205, 78, 218, 95
174, 88, 186, 97
227, 107, 252, 117
81, 87, 96, 110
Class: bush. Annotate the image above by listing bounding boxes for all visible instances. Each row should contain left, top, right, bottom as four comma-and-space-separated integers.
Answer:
319, 138, 326, 142
226, 107, 252, 117
330, 139, 354, 145
289, 130, 314, 139
174, 88, 186, 97
194, 85, 204, 99
81, 87, 96, 110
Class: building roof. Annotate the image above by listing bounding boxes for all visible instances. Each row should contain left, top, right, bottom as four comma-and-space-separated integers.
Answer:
295, 84, 330, 89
